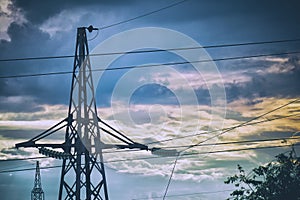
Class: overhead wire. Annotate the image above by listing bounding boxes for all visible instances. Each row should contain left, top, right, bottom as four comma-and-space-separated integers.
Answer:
0, 106, 299, 169
0, 156, 48, 163
1, 134, 299, 163
163, 156, 178, 199
0, 38, 299, 63
146, 112, 300, 145
1, 0, 299, 197
132, 189, 233, 200
161, 98, 299, 198
161, 143, 300, 199
0, 143, 299, 174
1, 2, 300, 190
98, 0, 189, 30
154, 135, 300, 150
0, 112, 299, 163
186, 98, 300, 151
0, 50, 300, 79
0, 0, 191, 173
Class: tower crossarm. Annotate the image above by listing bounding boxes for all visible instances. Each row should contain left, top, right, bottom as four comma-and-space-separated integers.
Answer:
15, 117, 70, 149
14, 26, 154, 200
16, 142, 65, 149
98, 117, 136, 144
98, 118, 149, 151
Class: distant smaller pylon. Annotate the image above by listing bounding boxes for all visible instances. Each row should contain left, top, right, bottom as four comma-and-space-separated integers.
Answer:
31, 161, 45, 200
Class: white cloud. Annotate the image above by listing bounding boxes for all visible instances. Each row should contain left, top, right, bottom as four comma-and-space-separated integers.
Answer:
0, 103, 68, 121
134, 64, 250, 93
0, 120, 63, 130
253, 55, 299, 75
265, 63, 295, 74
39, 9, 86, 38
0, 97, 299, 182
39, 7, 121, 38
0, 0, 27, 41
98, 97, 300, 181
0, 137, 39, 159
264, 57, 289, 63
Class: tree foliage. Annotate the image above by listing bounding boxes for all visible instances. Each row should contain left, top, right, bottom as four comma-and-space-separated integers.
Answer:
224, 148, 300, 200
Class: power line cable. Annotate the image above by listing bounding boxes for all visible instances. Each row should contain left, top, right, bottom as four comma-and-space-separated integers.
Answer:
161, 142, 300, 198
161, 98, 299, 198
100, 112, 300, 153
0, 143, 299, 174
163, 155, 178, 200
99, 0, 189, 30
101, 143, 300, 163
0, 101, 298, 176
132, 189, 233, 200
0, 112, 299, 163
0, 112, 298, 171
0, 156, 48, 163
1, 134, 299, 164
156, 135, 300, 150
146, 112, 300, 146
0, 0, 187, 64
186, 99, 299, 151
1, 38, 299, 62
0, 50, 300, 79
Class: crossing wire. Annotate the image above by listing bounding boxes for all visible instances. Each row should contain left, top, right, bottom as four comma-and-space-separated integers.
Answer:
162, 98, 299, 198
186, 99, 299, 151
0, 143, 299, 174
158, 135, 300, 150
1, 134, 300, 163
0, 50, 300, 79
131, 189, 233, 200
0, 1, 299, 196
146, 112, 300, 145
0, 112, 299, 163
0, 38, 299, 62
99, 0, 189, 30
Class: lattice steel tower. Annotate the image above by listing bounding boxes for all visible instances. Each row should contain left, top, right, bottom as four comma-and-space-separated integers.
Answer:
16, 26, 149, 200
31, 161, 45, 200
55, 25, 109, 200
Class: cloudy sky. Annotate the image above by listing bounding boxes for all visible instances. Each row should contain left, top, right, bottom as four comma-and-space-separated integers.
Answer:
0, 0, 300, 199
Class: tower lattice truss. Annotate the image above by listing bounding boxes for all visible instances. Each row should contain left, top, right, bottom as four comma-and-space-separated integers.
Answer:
16, 26, 149, 200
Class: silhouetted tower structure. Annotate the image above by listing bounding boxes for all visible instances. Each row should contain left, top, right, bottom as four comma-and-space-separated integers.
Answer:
16, 26, 149, 200
57, 26, 108, 200
31, 161, 45, 200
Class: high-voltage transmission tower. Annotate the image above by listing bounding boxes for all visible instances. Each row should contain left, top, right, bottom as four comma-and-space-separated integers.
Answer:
32, 161, 45, 200
16, 26, 151, 200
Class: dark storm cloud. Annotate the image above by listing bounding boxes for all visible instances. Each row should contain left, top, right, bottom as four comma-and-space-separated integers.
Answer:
1, 0, 142, 108
0, 128, 64, 140
13, 0, 300, 42
0, 22, 72, 108
0, 0, 300, 112
225, 56, 300, 102
238, 130, 297, 141
129, 84, 179, 105
1, 23, 48, 58
14, 0, 138, 23
195, 87, 211, 105
0, 96, 44, 113
138, 0, 300, 44
0, 146, 32, 156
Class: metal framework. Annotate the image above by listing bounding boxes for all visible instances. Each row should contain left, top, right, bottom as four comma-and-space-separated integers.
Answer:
58, 26, 110, 200
31, 161, 45, 200
16, 26, 149, 200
